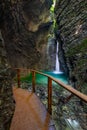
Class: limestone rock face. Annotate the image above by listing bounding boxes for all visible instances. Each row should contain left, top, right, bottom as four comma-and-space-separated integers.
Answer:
0, 32, 15, 130
55, 0, 87, 86
0, 0, 53, 69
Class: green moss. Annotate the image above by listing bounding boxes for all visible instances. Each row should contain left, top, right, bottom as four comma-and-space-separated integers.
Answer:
77, 39, 87, 52
81, 83, 87, 94
66, 39, 87, 57
77, 59, 87, 68
50, 0, 56, 13
50, 6, 54, 12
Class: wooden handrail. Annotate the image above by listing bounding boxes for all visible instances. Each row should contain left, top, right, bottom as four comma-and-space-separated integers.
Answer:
14, 68, 87, 114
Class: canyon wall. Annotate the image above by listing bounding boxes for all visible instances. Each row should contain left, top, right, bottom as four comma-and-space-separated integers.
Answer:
0, 0, 53, 69
55, 0, 87, 88
0, 32, 15, 130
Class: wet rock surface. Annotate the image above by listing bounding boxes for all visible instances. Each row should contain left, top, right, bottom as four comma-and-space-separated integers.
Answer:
0, 68, 15, 130
0, 34, 15, 130
0, 0, 53, 69
55, 0, 87, 87
36, 86, 87, 130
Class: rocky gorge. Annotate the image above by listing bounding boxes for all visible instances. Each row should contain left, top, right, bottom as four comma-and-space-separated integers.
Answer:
0, 0, 87, 130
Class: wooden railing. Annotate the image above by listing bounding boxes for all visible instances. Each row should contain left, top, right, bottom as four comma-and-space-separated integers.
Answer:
15, 68, 87, 114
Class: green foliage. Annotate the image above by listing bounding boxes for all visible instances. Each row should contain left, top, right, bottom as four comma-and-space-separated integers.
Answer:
50, 5, 54, 12
54, 20, 58, 31
50, 0, 56, 13
49, 0, 58, 38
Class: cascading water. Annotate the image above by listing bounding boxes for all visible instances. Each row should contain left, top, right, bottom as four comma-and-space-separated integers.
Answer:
44, 38, 67, 83
55, 41, 60, 72
54, 41, 62, 74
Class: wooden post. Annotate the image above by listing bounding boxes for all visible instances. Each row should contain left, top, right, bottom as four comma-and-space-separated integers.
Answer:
17, 69, 21, 88
48, 77, 52, 115
32, 71, 36, 92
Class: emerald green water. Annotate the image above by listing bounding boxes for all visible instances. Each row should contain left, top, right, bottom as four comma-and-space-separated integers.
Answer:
21, 71, 68, 85
45, 71, 68, 84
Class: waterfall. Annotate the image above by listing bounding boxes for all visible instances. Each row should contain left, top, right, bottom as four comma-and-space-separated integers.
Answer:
55, 42, 60, 71
55, 41, 60, 72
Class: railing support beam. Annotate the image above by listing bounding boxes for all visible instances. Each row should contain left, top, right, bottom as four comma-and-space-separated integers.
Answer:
17, 69, 21, 88
32, 71, 36, 93
48, 77, 52, 115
